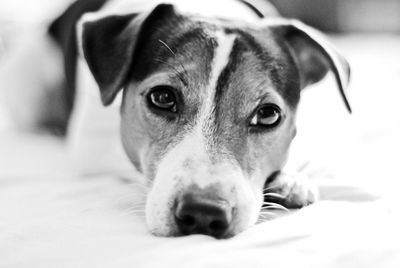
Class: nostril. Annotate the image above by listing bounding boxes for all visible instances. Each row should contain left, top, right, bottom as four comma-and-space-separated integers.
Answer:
209, 219, 228, 232
177, 214, 195, 227
174, 213, 197, 235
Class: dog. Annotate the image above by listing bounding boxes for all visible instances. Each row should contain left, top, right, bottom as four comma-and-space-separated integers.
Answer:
0, 0, 351, 238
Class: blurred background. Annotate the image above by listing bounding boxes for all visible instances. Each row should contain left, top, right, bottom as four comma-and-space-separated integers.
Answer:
1, 0, 400, 56
1, 0, 400, 69
0, 0, 70, 56
271, 0, 400, 33
1, 0, 399, 80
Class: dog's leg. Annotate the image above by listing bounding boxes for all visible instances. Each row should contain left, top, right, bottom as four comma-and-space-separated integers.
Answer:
264, 172, 318, 209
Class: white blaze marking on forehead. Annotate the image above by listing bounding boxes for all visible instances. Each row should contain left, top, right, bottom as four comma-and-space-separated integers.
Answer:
197, 31, 236, 146
207, 31, 236, 101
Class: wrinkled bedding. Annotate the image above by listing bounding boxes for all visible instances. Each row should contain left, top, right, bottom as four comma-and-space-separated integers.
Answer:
1, 28, 400, 268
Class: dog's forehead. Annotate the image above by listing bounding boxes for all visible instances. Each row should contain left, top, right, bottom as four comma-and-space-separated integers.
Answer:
132, 15, 300, 110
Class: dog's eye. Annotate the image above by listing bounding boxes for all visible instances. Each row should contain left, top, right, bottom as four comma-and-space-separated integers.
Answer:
250, 104, 281, 127
147, 86, 177, 113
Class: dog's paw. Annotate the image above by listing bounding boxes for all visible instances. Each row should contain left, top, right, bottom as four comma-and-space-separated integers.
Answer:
265, 172, 318, 209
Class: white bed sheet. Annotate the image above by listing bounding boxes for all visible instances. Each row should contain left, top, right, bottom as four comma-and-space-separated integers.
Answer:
1, 35, 400, 267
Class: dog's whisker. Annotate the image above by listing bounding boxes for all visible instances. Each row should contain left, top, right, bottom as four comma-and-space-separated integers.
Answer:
128, 209, 146, 214
119, 192, 147, 197
262, 202, 290, 212
257, 218, 268, 224
119, 206, 146, 216
263, 192, 285, 199
158, 39, 176, 56
121, 192, 148, 198
263, 185, 281, 192
258, 216, 273, 221
127, 200, 146, 205
262, 201, 287, 207
262, 205, 289, 213
126, 210, 146, 217
262, 207, 289, 214
126, 202, 145, 208
257, 217, 272, 223
126, 207, 146, 214
259, 210, 277, 217
257, 210, 278, 223
115, 194, 147, 204
129, 203, 146, 208
127, 203, 146, 209
126, 210, 145, 215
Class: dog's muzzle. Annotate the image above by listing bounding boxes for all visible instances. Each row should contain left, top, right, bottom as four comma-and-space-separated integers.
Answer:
174, 191, 233, 238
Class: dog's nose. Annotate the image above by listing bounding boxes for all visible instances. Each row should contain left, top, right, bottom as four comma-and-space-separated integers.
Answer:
174, 193, 232, 238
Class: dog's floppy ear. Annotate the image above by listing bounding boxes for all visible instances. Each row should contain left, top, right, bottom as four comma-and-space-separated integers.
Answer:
80, 4, 175, 106
268, 19, 351, 113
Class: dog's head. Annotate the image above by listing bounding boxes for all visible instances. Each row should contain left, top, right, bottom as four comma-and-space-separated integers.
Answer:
79, 4, 350, 238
